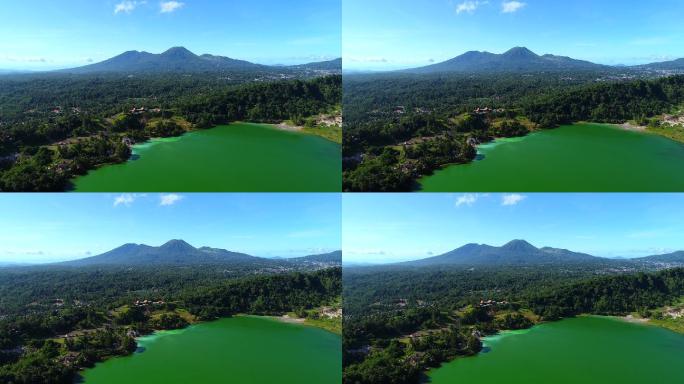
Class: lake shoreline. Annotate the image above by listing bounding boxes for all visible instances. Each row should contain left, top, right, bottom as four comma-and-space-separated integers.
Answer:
617, 314, 650, 324
76, 311, 337, 380
617, 122, 647, 132
264, 120, 342, 144
67, 119, 340, 191
426, 315, 684, 383
421, 312, 681, 380
418, 121, 684, 192
265, 121, 304, 132
268, 313, 306, 324
414, 129, 536, 191
614, 313, 684, 335
70, 122, 341, 192
62, 125, 198, 191
79, 315, 341, 383
265, 313, 342, 335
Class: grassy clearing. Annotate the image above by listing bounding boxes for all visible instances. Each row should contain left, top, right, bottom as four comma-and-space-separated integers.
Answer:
302, 124, 342, 144
285, 299, 342, 334
650, 318, 684, 334
147, 116, 193, 131
304, 317, 341, 334
647, 124, 684, 144
519, 309, 541, 323
300, 107, 342, 143
514, 116, 537, 130
628, 297, 684, 334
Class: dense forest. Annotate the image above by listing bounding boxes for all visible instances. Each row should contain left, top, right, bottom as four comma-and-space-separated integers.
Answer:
525, 75, 684, 126
0, 73, 341, 191
528, 268, 684, 320
0, 266, 341, 383
343, 72, 684, 191
342, 265, 684, 384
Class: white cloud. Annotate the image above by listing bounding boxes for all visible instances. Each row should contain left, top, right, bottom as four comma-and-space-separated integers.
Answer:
160, 194, 184, 206
455, 193, 478, 207
113, 194, 136, 207
160, 1, 184, 13
456, 1, 487, 14
115, 1, 144, 14
502, 1, 526, 13
501, 194, 526, 206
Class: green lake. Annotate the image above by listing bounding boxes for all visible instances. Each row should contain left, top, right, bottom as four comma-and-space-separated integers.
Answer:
80, 316, 341, 383
419, 123, 684, 191
71, 123, 341, 192
427, 316, 684, 384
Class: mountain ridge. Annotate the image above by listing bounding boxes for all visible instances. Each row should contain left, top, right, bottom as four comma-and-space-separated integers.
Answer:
634, 250, 684, 263
58, 47, 341, 74
57, 240, 341, 267
288, 250, 342, 263
394, 240, 684, 267
633, 58, 684, 70
60, 239, 263, 266
394, 46, 684, 74
405, 47, 608, 74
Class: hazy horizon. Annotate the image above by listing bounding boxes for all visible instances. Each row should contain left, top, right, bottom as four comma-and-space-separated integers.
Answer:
0, 240, 342, 266
0, 0, 341, 70
342, 239, 679, 266
343, 0, 684, 71
0, 193, 341, 263
343, 193, 684, 264
0, 46, 342, 73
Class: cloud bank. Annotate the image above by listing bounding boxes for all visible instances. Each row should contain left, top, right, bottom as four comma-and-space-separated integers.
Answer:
160, 1, 184, 13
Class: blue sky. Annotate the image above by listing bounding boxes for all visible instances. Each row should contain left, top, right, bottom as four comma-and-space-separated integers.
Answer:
343, 0, 684, 70
0, 193, 341, 263
0, 0, 341, 70
343, 193, 684, 264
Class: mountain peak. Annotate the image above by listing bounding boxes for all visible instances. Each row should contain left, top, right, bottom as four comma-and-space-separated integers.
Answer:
399, 239, 610, 267
60, 47, 339, 74
111, 242, 141, 251
502, 46, 537, 57
501, 239, 538, 251
160, 46, 197, 58
454, 243, 483, 251
406, 46, 605, 74
159, 239, 196, 251
163, 46, 192, 53
55, 240, 343, 268
461, 50, 489, 56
